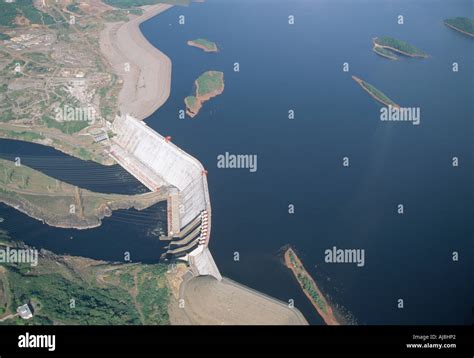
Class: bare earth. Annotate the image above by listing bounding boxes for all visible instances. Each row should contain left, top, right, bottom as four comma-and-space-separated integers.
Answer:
173, 274, 308, 325
100, 4, 173, 120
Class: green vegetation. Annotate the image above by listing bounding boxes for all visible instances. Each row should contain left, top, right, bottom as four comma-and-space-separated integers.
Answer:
184, 95, 197, 108
353, 76, 398, 107
0, 236, 171, 325
297, 273, 326, 313
135, 265, 169, 324
0, 0, 54, 27
102, 10, 131, 23
0, 33, 11, 41
103, 0, 189, 9
41, 115, 90, 135
361, 81, 397, 107
8, 270, 140, 325
374, 36, 427, 57
196, 71, 224, 97
0, 129, 45, 141
444, 17, 474, 36
188, 38, 218, 52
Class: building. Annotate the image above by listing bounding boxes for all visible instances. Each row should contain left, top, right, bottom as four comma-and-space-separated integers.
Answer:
17, 304, 33, 320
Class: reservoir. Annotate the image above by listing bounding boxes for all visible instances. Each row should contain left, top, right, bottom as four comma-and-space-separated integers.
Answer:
1, 0, 472, 324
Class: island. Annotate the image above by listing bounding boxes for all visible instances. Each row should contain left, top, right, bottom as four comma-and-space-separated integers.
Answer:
444, 17, 474, 37
352, 75, 400, 108
185, 71, 225, 118
284, 247, 341, 325
187, 38, 219, 53
372, 36, 428, 58
0, 158, 168, 229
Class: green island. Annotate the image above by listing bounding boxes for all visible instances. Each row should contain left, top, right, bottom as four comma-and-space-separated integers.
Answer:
373, 36, 428, 58
0, 232, 170, 325
352, 76, 399, 108
187, 38, 219, 53
185, 70, 224, 118
284, 247, 340, 325
0, 158, 168, 229
444, 17, 474, 37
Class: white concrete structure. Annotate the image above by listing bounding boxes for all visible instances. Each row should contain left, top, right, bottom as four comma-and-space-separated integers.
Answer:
110, 114, 220, 280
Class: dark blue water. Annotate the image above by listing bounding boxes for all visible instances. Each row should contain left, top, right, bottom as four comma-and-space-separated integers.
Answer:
139, 0, 473, 324
0, 139, 169, 263
0, 0, 471, 325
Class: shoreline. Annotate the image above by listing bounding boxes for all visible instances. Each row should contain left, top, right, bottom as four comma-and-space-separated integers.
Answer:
0, 190, 167, 230
284, 247, 340, 325
352, 75, 400, 108
187, 40, 219, 52
372, 37, 428, 58
100, 4, 174, 120
185, 72, 225, 117
443, 21, 474, 37
372, 46, 398, 60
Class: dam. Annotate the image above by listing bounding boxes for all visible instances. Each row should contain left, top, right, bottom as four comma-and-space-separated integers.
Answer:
108, 114, 307, 324
109, 114, 221, 280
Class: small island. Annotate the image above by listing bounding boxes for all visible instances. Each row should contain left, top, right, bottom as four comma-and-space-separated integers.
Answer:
352, 75, 400, 108
444, 17, 474, 37
284, 247, 341, 325
185, 71, 224, 118
373, 36, 428, 58
187, 38, 219, 53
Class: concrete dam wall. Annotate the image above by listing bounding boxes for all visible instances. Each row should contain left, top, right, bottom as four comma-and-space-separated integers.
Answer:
110, 114, 210, 231
109, 115, 220, 280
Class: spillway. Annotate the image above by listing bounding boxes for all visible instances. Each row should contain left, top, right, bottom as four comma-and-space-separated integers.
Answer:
109, 114, 221, 280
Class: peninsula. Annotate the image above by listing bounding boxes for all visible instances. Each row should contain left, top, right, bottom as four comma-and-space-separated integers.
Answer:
185, 71, 225, 118
372, 36, 428, 58
352, 76, 400, 108
187, 38, 219, 52
0, 158, 168, 229
444, 17, 474, 37
0, 233, 171, 325
284, 247, 340, 325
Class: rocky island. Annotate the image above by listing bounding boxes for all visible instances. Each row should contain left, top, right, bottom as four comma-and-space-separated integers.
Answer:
444, 17, 474, 37
373, 36, 428, 59
187, 38, 219, 52
185, 71, 224, 118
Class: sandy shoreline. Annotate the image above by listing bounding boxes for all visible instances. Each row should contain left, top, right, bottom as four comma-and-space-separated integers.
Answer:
100, 4, 173, 120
